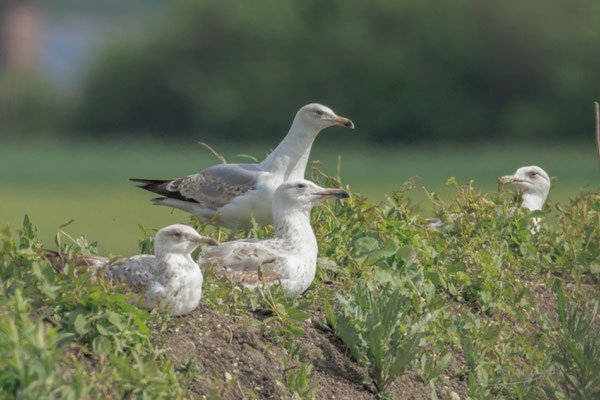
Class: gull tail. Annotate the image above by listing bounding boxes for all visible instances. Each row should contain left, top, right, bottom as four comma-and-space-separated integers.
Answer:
129, 178, 187, 200
130, 178, 204, 217
41, 248, 108, 273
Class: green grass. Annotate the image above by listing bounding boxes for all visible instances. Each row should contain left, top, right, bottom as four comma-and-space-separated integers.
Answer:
1, 140, 598, 255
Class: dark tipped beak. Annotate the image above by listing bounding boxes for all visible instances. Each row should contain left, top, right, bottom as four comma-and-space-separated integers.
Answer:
192, 236, 218, 246
498, 175, 523, 185
332, 115, 355, 129
314, 188, 351, 200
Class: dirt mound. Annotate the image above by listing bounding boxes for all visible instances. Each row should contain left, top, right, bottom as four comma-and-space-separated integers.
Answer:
158, 303, 466, 399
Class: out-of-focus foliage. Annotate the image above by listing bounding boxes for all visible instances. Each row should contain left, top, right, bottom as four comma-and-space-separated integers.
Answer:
74, 0, 600, 142
0, 72, 66, 139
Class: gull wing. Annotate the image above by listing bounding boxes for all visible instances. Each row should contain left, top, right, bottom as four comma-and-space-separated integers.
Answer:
202, 240, 286, 285
103, 255, 159, 293
131, 163, 266, 209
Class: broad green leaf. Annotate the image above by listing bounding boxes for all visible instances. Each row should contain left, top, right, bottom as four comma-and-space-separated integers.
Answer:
285, 307, 310, 322
73, 314, 89, 335
367, 243, 399, 261
353, 237, 380, 254
92, 336, 112, 355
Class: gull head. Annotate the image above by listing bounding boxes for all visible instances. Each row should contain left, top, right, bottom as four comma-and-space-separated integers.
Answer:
154, 224, 218, 255
295, 103, 354, 131
499, 166, 551, 204
273, 180, 350, 213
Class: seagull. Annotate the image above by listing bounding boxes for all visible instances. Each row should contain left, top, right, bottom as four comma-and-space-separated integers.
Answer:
130, 103, 354, 232
498, 165, 551, 212
498, 165, 551, 230
200, 180, 350, 296
45, 224, 217, 315
425, 165, 551, 229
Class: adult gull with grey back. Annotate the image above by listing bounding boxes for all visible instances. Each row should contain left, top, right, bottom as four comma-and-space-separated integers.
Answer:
131, 104, 354, 232
200, 180, 350, 296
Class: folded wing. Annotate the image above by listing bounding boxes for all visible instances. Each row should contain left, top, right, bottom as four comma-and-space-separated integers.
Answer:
202, 240, 286, 285
131, 163, 266, 209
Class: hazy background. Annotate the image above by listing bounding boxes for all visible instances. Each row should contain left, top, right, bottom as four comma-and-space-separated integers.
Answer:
1, 0, 599, 254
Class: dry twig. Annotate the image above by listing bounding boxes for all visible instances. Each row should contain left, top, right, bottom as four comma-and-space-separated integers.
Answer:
198, 141, 227, 164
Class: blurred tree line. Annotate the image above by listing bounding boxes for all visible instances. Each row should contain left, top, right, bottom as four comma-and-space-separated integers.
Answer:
9, 0, 600, 143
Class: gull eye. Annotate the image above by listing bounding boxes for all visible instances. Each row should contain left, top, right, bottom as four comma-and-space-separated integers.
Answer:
314, 110, 323, 116
297, 183, 306, 188
530, 171, 537, 177
173, 231, 182, 238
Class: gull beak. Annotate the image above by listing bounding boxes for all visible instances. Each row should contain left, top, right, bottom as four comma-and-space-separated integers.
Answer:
332, 115, 355, 129
314, 188, 351, 200
498, 175, 523, 185
191, 235, 218, 246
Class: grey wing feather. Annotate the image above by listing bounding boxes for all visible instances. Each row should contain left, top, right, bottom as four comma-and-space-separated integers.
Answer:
173, 164, 266, 208
203, 241, 285, 273
104, 255, 158, 292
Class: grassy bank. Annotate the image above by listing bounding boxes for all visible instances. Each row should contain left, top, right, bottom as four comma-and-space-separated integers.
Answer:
2, 174, 599, 398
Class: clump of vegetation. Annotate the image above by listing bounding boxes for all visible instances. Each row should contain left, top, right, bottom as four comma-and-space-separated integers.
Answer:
279, 357, 319, 400
0, 217, 187, 399
541, 287, 600, 399
325, 283, 441, 395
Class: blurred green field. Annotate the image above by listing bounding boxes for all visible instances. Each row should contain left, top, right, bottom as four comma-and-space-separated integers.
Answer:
1, 140, 598, 255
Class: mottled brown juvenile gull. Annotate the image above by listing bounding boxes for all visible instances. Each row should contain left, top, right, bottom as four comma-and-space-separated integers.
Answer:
46, 225, 217, 315
200, 180, 350, 296
131, 104, 354, 231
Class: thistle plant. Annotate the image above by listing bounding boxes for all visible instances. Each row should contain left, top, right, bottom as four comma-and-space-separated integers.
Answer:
326, 282, 440, 394
542, 287, 600, 399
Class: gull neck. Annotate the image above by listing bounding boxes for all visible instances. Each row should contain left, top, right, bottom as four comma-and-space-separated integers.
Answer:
259, 120, 319, 181
273, 206, 316, 244
521, 192, 546, 211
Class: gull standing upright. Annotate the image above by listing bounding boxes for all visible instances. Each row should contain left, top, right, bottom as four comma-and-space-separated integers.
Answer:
131, 104, 354, 232
44, 225, 218, 315
200, 180, 350, 296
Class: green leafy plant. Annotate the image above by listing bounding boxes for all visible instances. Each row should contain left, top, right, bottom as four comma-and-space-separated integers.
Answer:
418, 351, 452, 396
0, 217, 189, 399
278, 357, 319, 400
326, 282, 440, 394
542, 286, 600, 399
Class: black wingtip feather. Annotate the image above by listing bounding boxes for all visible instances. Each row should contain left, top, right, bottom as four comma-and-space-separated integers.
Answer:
129, 178, 168, 184
130, 177, 199, 203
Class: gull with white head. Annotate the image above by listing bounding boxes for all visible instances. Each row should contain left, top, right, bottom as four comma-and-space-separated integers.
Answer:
425, 166, 551, 229
60, 224, 217, 315
131, 104, 354, 232
200, 180, 350, 296
498, 166, 551, 211
499, 165, 551, 231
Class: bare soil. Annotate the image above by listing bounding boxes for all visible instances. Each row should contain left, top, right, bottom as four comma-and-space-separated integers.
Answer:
157, 303, 467, 400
